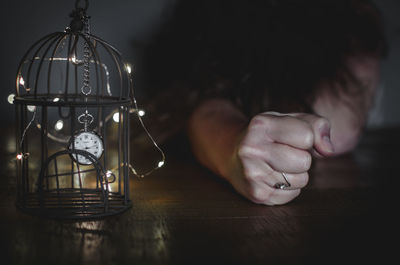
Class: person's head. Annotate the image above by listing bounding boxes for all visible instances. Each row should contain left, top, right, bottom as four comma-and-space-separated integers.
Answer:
142, 0, 386, 116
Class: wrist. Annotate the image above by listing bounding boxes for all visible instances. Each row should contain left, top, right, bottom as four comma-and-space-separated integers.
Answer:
187, 98, 248, 179
219, 128, 246, 181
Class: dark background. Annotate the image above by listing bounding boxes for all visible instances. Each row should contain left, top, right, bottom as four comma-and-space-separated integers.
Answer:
1, 0, 399, 127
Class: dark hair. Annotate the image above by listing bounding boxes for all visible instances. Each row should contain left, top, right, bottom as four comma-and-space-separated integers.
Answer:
138, 0, 386, 136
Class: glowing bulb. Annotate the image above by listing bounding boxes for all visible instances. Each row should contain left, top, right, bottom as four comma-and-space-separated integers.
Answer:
54, 120, 64, 131
16, 153, 23, 160
27, 105, 36, 112
138, 109, 145, 117
53, 97, 60, 102
103, 170, 114, 191
112, 112, 120, 123
19, 76, 25, 86
158, 161, 165, 168
7, 94, 15, 104
125, 64, 132, 74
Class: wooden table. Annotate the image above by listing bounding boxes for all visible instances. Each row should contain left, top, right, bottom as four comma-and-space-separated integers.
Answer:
0, 126, 398, 265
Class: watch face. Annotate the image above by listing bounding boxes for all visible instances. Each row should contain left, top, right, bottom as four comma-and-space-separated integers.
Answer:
69, 131, 104, 165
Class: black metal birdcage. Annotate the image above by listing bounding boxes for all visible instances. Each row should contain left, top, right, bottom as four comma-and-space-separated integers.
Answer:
13, 0, 134, 219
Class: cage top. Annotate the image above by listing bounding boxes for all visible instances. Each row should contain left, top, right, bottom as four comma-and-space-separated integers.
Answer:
14, 1, 133, 107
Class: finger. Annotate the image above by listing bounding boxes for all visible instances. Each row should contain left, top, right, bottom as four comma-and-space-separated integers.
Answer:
246, 182, 301, 206
239, 157, 275, 183
311, 148, 324, 158
259, 142, 312, 173
267, 187, 301, 205
239, 158, 309, 189
238, 141, 312, 173
238, 142, 312, 173
270, 171, 309, 190
292, 113, 335, 156
248, 113, 315, 150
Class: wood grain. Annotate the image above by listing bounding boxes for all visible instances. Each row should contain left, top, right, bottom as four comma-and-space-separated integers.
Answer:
0, 127, 398, 265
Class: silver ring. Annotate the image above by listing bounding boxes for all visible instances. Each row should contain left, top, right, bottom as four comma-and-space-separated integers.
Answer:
274, 172, 291, 190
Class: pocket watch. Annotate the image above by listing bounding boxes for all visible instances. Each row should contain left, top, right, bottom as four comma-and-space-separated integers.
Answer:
68, 130, 104, 165
69, 20, 104, 166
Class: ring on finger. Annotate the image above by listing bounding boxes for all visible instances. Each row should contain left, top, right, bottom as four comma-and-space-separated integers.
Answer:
274, 172, 291, 190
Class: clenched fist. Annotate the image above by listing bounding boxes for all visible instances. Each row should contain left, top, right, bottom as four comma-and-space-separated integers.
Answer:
188, 98, 365, 206
228, 112, 335, 205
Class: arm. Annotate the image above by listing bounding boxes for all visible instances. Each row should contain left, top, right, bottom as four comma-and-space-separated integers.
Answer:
188, 98, 334, 205
187, 55, 381, 205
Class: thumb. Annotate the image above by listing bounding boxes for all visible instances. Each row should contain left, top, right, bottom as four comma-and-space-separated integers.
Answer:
293, 113, 335, 157
310, 116, 335, 157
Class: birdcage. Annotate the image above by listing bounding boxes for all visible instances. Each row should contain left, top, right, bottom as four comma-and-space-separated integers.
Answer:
13, 0, 135, 219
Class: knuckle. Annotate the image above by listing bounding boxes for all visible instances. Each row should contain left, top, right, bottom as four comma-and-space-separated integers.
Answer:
237, 145, 253, 159
237, 143, 272, 162
248, 115, 265, 129
315, 116, 330, 130
300, 152, 312, 171
297, 173, 309, 188
249, 114, 275, 131
302, 127, 315, 148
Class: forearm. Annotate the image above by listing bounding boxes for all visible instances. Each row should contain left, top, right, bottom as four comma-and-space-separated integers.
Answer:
187, 98, 247, 178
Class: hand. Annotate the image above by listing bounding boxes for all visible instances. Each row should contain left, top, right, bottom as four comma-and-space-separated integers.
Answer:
228, 112, 335, 205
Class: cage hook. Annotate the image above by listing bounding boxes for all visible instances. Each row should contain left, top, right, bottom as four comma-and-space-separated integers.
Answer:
69, 0, 89, 33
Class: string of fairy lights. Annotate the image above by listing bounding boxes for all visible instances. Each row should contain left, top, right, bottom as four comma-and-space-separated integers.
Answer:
9, 62, 165, 179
